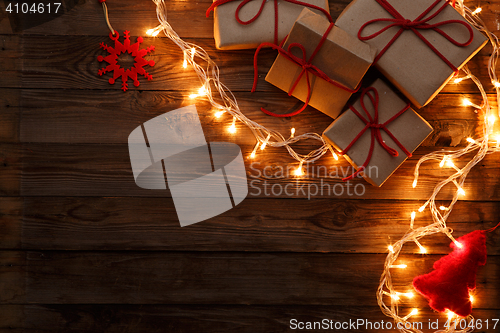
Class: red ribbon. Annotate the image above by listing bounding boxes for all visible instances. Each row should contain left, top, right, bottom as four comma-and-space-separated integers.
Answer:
340, 87, 412, 181
206, 0, 332, 45
358, 0, 473, 73
251, 23, 360, 117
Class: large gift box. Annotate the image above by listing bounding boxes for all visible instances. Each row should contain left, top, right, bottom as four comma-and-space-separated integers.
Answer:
335, 0, 488, 108
264, 8, 377, 119
207, 0, 330, 50
322, 79, 433, 187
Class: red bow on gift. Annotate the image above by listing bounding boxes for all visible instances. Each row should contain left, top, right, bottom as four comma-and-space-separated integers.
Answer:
358, 0, 473, 73
206, 0, 332, 45
340, 87, 412, 181
252, 23, 360, 117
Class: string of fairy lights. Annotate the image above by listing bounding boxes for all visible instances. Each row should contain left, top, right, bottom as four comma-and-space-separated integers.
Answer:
143, 0, 499, 332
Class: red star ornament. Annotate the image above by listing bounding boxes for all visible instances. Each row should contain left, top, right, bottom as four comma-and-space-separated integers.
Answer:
98, 30, 155, 91
412, 230, 488, 317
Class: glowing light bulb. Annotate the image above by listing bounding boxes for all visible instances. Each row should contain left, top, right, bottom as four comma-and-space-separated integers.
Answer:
469, 295, 474, 303
404, 292, 414, 299
466, 137, 475, 144
388, 245, 395, 253
445, 159, 455, 168
146, 29, 155, 36
454, 78, 463, 83
390, 264, 407, 269
228, 117, 236, 134
463, 98, 481, 109
439, 206, 449, 211
383, 291, 400, 300
396, 291, 414, 299
439, 156, 447, 168
191, 48, 196, 57
418, 205, 426, 213
412, 179, 417, 188
447, 310, 456, 320
494, 80, 500, 88
182, 59, 188, 68
414, 239, 427, 254
410, 211, 416, 228
294, 163, 304, 176
402, 309, 419, 321
152, 30, 160, 37
326, 145, 339, 161
250, 143, 259, 159
190, 85, 207, 99
290, 127, 295, 138
260, 134, 271, 150
488, 114, 496, 124
472, 7, 482, 15
214, 110, 224, 118
458, 187, 466, 196
454, 241, 463, 249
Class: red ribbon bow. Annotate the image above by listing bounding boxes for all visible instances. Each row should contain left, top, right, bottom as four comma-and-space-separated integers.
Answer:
252, 23, 360, 117
206, 0, 332, 45
358, 0, 473, 73
340, 87, 412, 181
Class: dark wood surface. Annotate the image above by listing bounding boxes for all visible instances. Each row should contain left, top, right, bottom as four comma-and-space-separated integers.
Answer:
1, 0, 500, 332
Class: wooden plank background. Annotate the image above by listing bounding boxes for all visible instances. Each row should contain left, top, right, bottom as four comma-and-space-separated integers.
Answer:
1, 0, 500, 331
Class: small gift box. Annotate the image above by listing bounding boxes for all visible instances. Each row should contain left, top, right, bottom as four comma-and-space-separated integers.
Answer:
261, 8, 376, 119
335, 0, 488, 108
206, 0, 330, 50
322, 79, 433, 187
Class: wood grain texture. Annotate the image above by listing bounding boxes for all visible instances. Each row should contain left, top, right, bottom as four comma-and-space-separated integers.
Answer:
0, 35, 21, 88
0, 197, 22, 249
0, 143, 21, 196
17, 197, 500, 254
16, 88, 494, 146
0, 34, 492, 93
0, 0, 500, 330
13, 142, 500, 200
0, 251, 25, 304
0, 88, 20, 143
0, 304, 494, 333
3, 251, 493, 307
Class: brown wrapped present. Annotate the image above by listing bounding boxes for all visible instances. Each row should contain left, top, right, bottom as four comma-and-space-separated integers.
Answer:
322, 79, 433, 187
260, 8, 376, 119
335, 0, 488, 108
206, 0, 330, 50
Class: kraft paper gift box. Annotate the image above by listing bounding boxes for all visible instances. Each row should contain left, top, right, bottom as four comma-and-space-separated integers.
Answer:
207, 0, 330, 50
335, 0, 488, 108
322, 79, 433, 187
264, 8, 377, 119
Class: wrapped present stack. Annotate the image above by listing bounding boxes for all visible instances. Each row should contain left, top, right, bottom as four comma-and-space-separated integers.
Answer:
263, 9, 376, 119
206, 0, 331, 50
323, 79, 433, 186
207, 0, 488, 186
335, 0, 488, 108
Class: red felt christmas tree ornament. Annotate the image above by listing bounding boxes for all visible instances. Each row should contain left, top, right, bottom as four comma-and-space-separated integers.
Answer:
412, 222, 500, 317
